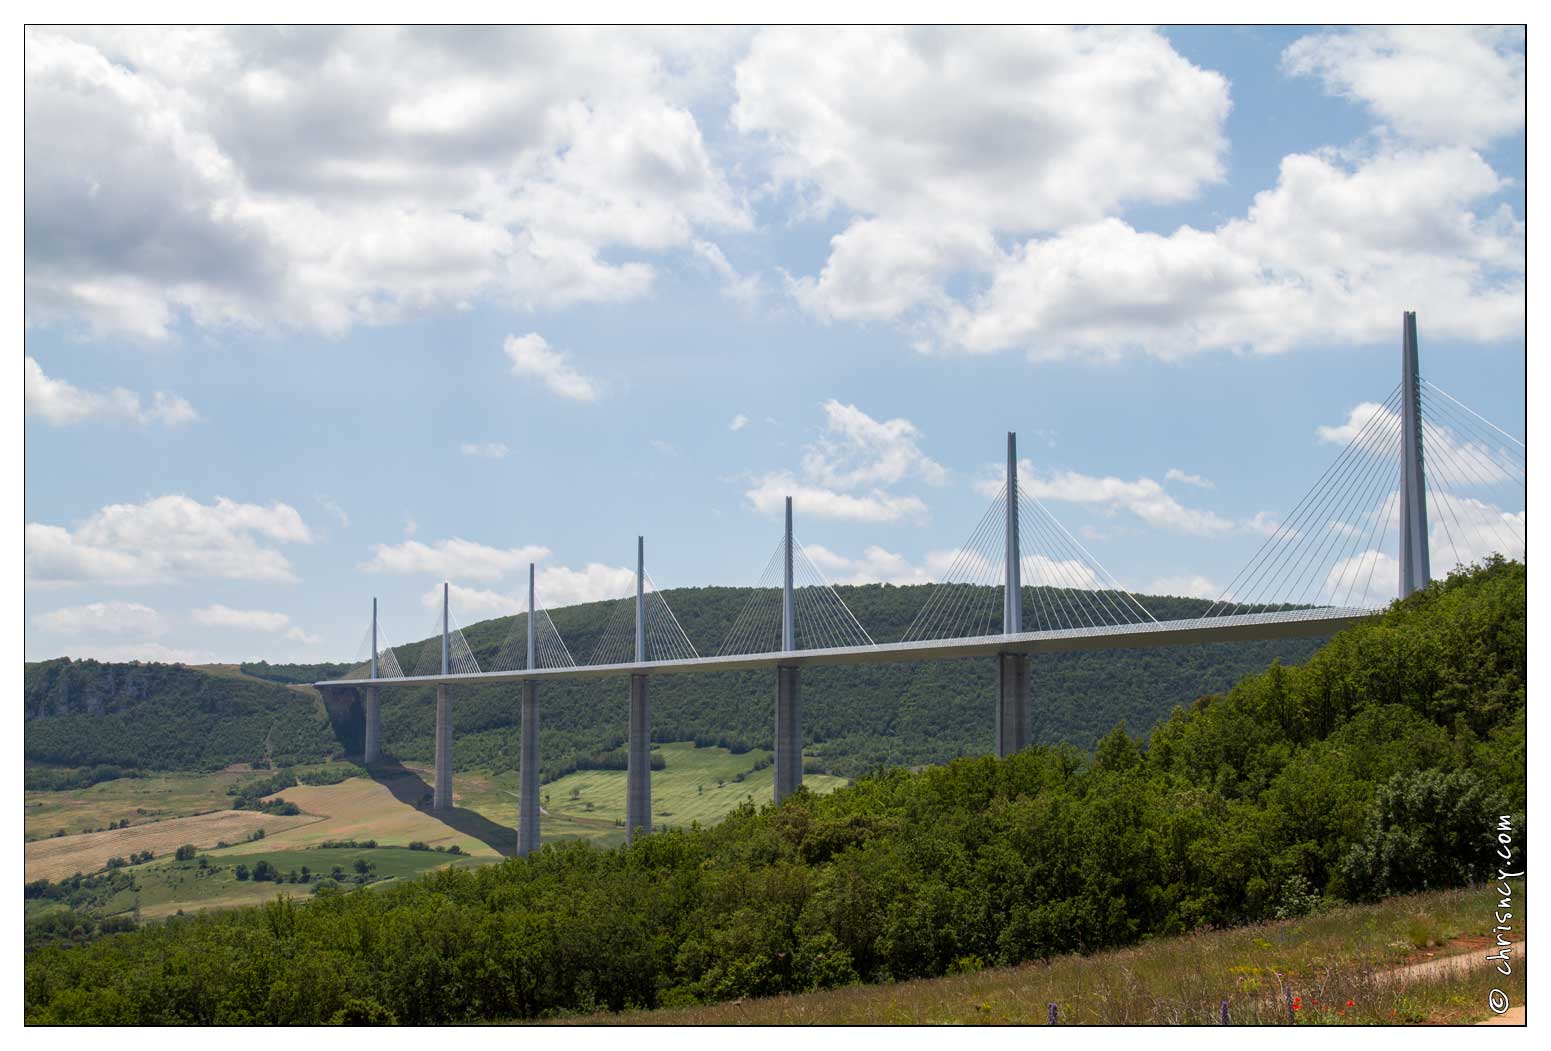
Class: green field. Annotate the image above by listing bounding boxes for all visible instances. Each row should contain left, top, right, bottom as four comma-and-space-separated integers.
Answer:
23, 761, 363, 842
31, 846, 490, 923
455, 741, 850, 847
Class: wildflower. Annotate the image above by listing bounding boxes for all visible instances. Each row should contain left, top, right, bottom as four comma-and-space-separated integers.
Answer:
1346, 1000, 1355, 1007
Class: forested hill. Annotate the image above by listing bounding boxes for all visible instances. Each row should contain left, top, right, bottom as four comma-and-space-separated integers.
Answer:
22, 559, 1526, 1023
24, 660, 336, 771
25, 585, 1323, 778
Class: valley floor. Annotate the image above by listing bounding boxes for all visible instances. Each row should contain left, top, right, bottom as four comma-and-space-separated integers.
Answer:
24, 742, 848, 921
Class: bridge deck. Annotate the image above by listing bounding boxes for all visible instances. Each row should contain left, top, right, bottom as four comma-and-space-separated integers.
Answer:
315, 608, 1373, 689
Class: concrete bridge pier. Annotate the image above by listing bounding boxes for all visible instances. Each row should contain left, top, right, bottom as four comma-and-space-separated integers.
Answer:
519, 681, 539, 855
627, 673, 651, 841
364, 596, 381, 764
363, 686, 381, 763
518, 564, 541, 856
433, 684, 452, 809
773, 497, 803, 802
775, 665, 802, 801
997, 653, 1028, 757
432, 582, 453, 810
626, 537, 652, 843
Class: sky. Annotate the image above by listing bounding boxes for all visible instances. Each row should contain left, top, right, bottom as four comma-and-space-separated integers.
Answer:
22, 25, 1527, 665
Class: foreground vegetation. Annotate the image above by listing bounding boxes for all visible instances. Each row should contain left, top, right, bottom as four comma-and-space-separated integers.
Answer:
571, 886, 1525, 1024
23, 560, 1523, 1024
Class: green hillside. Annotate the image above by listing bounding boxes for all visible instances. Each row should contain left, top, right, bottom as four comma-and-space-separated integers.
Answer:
24, 660, 337, 771
26, 585, 1322, 779
22, 559, 1525, 1024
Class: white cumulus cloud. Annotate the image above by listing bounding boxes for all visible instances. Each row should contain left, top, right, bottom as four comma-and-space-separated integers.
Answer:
361, 537, 551, 582
943, 146, 1522, 360
1165, 469, 1214, 489
745, 473, 928, 524
25, 356, 197, 427
33, 600, 166, 637
423, 563, 636, 618
26, 495, 311, 587
745, 401, 945, 523
191, 603, 322, 645
460, 441, 510, 459
25, 27, 749, 341
979, 461, 1277, 539
503, 332, 600, 402
1283, 26, 1524, 148
731, 27, 1520, 363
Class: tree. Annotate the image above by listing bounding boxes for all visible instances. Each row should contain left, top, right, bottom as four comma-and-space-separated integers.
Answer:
234, 864, 250, 881
1094, 723, 1143, 772
174, 844, 196, 862
1339, 769, 1507, 899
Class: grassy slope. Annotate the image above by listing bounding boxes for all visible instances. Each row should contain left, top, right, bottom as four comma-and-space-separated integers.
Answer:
569, 886, 1525, 1025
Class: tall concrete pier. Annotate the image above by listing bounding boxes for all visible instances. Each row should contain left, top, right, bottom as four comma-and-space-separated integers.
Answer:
774, 496, 803, 803
518, 563, 541, 857
997, 432, 1029, 758
432, 582, 453, 810
626, 536, 652, 842
1399, 312, 1431, 598
363, 597, 381, 763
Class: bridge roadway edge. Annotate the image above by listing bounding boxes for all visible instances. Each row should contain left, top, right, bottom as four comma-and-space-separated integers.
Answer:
315, 611, 1372, 692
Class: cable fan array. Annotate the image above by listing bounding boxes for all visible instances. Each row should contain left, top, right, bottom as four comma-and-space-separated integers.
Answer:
1418, 379, 1525, 570
332, 378, 1522, 671
587, 574, 699, 665
342, 619, 406, 680
717, 536, 875, 655
1202, 382, 1525, 619
411, 604, 483, 676
902, 482, 1156, 643
486, 604, 577, 673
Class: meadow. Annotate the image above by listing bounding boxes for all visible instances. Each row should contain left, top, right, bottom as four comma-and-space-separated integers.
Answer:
568, 886, 1525, 1025
30, 845, 490, 924
25, 768, 257, 841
